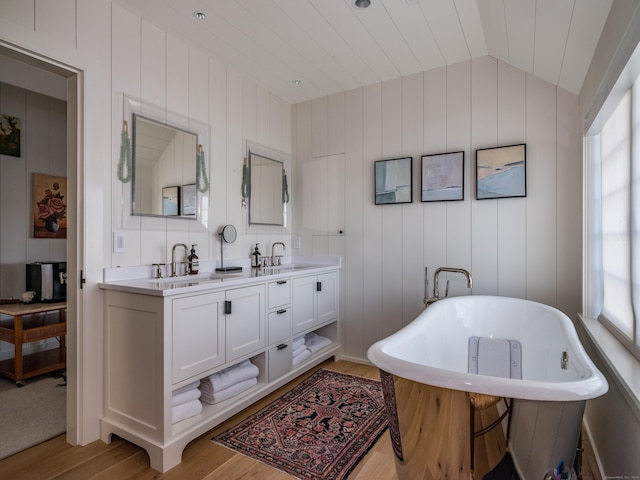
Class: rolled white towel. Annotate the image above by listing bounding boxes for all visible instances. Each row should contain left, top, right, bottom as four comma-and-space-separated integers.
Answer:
305, 332, 332, 354
172, 387, 201, 407
202, 377, 258, 405
171, 399, 202, 424
172, 380, 200, 396
206, 359, 259, 393
292, 348, 312, 367
292, 335, 305, 350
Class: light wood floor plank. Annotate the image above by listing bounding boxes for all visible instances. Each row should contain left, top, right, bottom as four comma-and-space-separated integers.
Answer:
0, 359, 602, 480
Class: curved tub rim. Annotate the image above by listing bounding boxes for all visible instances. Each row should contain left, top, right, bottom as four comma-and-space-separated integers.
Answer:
367, 295, 609, 402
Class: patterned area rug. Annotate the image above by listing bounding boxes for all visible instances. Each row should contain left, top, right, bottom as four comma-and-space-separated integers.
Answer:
213, 369, 388, 480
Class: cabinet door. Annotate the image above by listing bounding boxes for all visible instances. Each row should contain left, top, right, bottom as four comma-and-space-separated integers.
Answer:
172, 292, 225, 384
292, 275, 317, 335
317, 271, 338, 325
226, 284, 266, 362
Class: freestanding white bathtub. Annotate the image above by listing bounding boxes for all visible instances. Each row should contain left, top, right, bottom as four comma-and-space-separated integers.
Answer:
367, 295, 608, 479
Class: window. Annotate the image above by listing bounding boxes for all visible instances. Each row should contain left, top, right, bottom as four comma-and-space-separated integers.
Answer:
588, 78, 640, 361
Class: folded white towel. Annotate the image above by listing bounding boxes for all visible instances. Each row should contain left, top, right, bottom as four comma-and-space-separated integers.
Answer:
201, 377, 258, 405
202, 359, 259, 393
305, 332, 332, 354
171, 399, 202, 424
292, 344, 308, 359
292, 335, 305, 349
292, 348, 312, 367
172, 380, 200, 396
172, 387, 201, 407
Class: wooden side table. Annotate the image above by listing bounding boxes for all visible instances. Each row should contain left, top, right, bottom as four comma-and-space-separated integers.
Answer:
0, 301, 66, 386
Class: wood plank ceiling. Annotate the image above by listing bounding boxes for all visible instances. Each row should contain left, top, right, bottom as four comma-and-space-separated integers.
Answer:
112, 0, 613, 104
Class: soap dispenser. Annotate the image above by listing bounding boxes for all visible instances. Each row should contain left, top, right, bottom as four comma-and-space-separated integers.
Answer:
251, 243, 261, 268
188, 244, 199, 275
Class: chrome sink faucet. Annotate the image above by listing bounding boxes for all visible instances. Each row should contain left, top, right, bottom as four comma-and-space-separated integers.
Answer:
271, 242, 285, 266
171, 243, 189, 277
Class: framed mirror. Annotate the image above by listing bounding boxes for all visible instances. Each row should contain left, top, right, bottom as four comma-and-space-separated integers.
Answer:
247, 143, 289, 226
124, 95, 210, 226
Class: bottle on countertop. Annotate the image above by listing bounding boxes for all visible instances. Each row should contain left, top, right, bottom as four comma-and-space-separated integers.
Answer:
188, 244, 199, 275
252, 243, 261, 268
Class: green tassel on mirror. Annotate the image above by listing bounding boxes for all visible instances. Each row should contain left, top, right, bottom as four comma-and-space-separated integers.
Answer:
117, 120, 132, 183
196, 144, 210, 193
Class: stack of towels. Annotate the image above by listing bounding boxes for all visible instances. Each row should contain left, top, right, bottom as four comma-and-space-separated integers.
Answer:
292, 332, 333, 367
199, 359, 259, 404
171, 380, 202, 424
292, 335, 311, 367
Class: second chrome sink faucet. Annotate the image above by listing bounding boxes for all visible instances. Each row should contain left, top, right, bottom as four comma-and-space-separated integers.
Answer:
171, 243, 189, 277
271, 242, 285, 266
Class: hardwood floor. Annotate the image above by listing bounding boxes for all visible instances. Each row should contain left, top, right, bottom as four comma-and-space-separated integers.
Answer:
0, 360, 602, 480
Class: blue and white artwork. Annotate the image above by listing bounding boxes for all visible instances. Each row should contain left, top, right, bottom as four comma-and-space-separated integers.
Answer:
421, 151, 464, 202
476, 144, 526, 199
375, 157, 412, 205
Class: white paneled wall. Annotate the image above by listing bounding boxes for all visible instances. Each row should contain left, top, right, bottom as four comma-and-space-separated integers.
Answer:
110, 4, 292, 270
293, 57, 581, 362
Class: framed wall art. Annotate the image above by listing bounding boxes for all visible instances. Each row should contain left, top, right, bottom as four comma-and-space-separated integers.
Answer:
421, 151, 464, 202
0, 114, 21, 157
162, 186, 180, 216
33, 173, 67, 238
476, 144, 526, 200
375, 157, 412, 205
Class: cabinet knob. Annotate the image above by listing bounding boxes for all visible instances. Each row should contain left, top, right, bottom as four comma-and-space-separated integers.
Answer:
276, 309, 287, 314
277, 344, 288, 350
224, 300, 232, 314
316, 281, 322, 292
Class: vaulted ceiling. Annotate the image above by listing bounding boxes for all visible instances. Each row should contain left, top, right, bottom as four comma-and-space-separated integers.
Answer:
113, 0, 613, 104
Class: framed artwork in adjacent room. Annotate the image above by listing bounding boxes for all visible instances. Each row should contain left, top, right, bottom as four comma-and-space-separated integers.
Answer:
33, 173, 67, 238
0, 114, 21, 157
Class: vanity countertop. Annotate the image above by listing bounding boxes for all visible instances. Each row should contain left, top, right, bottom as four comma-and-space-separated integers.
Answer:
99, 257, 341, 297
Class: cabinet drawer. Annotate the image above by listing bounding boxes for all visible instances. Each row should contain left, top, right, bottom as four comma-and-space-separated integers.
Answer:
268, 308, 291, 345
268, 279, 291, 309
268, 343, 292, 382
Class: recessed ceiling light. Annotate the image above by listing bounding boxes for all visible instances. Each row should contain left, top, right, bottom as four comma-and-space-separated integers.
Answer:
293, 79, 302, 85
355, 0, 371, 8
194, 11, 206, 20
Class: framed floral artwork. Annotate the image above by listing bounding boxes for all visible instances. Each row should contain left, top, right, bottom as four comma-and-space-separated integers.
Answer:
33, 173, 67, 238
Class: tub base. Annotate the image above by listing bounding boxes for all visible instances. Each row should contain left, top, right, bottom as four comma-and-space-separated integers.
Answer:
508, 399, 585, 480
380, 371, 507, 479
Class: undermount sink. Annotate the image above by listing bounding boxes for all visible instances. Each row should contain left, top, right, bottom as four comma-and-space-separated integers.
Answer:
142, 272, 242, 285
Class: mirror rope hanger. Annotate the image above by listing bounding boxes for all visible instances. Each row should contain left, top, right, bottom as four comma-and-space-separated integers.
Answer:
283, 169, 289, 204
241, 157, 248, 207
196, 144, 209, 193
118, 120, 132, 183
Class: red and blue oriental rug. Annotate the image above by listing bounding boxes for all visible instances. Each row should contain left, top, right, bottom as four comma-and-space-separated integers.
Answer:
213, 368, 388, 480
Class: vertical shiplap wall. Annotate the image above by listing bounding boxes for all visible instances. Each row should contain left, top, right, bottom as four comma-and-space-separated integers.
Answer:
293, 56, 582, 362
110, 4, 292, 269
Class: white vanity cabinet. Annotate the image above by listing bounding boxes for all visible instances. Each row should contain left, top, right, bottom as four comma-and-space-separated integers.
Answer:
292, 271, 338, 334
172, 292, 225, 384
99, 263, 340, 474
225, 284, 265, 362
